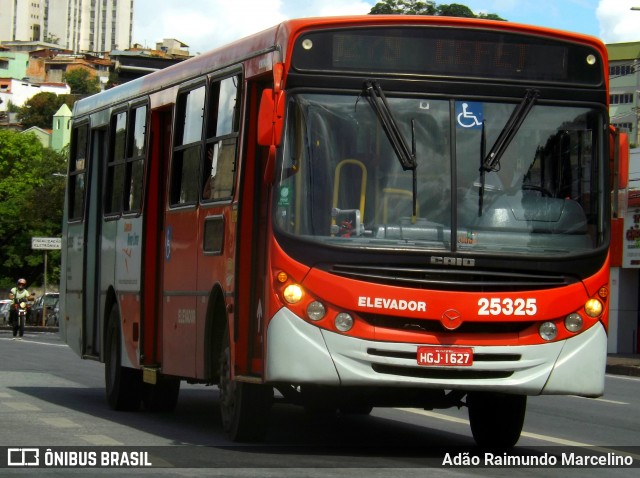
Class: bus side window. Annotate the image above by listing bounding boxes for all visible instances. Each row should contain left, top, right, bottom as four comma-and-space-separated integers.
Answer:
123, 104, 147, 213
105, 111, 127, 215
202, 74, 241, 201
171, 85, 205, 206
68, 124, 88, 221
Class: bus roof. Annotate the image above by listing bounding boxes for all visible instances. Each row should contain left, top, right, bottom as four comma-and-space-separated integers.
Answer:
73, 15, 607, 118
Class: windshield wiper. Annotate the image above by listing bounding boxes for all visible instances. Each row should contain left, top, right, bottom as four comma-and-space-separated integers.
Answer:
363, 80, 416, 170
363, 80, 418, 220
481, 89, 539, 172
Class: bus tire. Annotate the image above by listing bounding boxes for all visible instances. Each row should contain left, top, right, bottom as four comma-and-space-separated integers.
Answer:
467, 392, 526, 448
143, 377, 180, 412
218, 328, 272, 442
105, 307, 142, 411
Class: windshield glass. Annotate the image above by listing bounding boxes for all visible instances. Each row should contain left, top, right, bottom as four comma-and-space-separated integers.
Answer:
274, 92, 604, 256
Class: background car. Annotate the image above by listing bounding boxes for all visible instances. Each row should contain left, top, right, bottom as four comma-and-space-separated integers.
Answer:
0, 300, 11, 324
46, 297, 59, 326
30, 293, 59, 326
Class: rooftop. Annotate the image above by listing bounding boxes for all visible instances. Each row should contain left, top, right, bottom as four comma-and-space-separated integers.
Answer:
606, 41, 640, 61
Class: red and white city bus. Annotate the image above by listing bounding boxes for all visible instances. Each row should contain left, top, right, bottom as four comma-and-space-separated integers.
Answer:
61, 15, 614, 447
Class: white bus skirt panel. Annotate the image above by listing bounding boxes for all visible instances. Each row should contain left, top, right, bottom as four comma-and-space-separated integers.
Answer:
265, 307, 607, 397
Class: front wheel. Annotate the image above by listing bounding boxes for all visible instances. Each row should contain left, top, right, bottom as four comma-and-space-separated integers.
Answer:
467, 392, 526, 448
218, 328, 272, 442
105, 307, 142, 411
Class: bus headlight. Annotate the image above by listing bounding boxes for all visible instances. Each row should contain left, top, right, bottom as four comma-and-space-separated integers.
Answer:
334, 313, 354, 332
283, 284, 303, 304
539, 321, 557, 341
564, 313, 583, 333
584, 299, 603, 318
306, 301, 326, 321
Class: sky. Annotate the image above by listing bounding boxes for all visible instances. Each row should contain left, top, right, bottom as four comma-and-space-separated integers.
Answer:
132, 0, 640, 55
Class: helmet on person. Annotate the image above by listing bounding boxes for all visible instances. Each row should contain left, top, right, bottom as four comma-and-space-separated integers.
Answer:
17, 278, 26, 286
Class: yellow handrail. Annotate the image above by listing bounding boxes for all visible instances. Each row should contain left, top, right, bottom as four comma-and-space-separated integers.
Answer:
332, 159, 367, 220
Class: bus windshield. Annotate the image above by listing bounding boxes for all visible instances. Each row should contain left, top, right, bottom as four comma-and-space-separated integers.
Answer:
274, 92, 604, 256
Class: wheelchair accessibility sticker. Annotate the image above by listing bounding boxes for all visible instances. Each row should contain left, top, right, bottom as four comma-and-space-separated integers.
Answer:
456, 101, 483, 129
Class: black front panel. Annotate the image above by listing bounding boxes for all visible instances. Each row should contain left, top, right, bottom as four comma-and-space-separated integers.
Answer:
292, 26, 604, 86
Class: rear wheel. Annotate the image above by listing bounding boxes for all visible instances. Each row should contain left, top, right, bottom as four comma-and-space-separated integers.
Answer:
105, 307, 142, 411
218, 327, 272, 441
467, 392, 526, 447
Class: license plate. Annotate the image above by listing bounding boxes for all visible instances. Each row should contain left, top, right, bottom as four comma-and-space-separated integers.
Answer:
417, 346, 473, 366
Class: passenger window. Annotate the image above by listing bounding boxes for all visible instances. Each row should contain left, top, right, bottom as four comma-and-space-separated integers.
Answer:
105, 111, 127, 215
202, 75, 241, 201
124, 104, 147, 212
171, 85, 205, 206
68, 124, 88, 221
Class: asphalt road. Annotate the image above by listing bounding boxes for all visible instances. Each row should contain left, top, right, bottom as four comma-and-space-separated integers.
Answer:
0, 329, 638, 477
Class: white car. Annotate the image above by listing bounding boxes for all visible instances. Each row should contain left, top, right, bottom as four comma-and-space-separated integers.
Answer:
0, 300, 11, 324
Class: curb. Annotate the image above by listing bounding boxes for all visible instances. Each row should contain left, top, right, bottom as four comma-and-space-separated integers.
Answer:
1, 325, 58, 332
605, 364, 640, 377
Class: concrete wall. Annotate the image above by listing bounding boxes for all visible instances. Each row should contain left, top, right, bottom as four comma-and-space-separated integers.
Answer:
0, 52, 29, 80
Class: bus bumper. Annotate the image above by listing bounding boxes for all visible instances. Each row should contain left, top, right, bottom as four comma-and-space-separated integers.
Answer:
265, 307, 607, 397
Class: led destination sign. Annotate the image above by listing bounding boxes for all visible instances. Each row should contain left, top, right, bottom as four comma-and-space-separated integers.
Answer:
292, 27, 603, 86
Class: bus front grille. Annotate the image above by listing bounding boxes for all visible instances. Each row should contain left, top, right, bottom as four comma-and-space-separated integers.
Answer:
372, 363, 514, 380
327, 263, 574, 292
361, 315, 535, 335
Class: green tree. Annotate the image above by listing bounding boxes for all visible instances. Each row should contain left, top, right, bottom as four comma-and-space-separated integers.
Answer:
478, 13, 506, 21
0, 130, 66, 290
370, 0, 506, 20
436, 3, 475, 17
44, 34, 60, 45
16, 92, 66, 129
370, 0, 436, 15
63, 68, 101, 95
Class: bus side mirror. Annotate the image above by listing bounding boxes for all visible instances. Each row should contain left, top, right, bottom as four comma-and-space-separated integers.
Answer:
610, 127, 629, 217
609, 126, 629, 190
257, 88, 284, 147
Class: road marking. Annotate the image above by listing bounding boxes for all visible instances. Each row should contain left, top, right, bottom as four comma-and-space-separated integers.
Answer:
78, 435, 123, 446
400, 408, 640, 461
0, 371, 87, 388
0, 337, 68, 347
572, 395, 628, 405
0, 336, 68, 347
607, 374, 640, 382
2, 401, 41, 411
40, 417, 81, 428
398, 408, 468, 425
